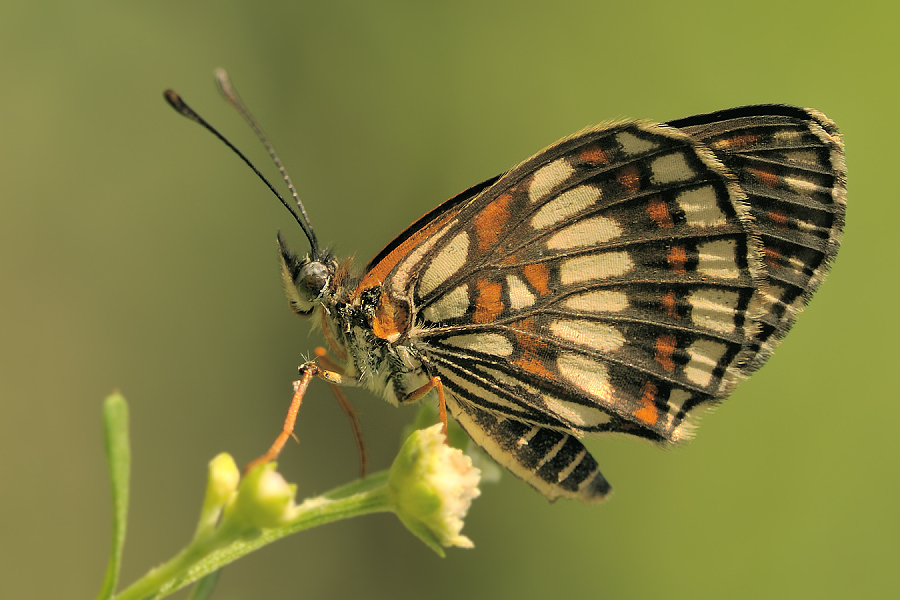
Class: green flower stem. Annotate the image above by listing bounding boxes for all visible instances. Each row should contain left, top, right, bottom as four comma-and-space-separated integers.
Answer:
96, 393, 131, 600
113, 471, 392, 600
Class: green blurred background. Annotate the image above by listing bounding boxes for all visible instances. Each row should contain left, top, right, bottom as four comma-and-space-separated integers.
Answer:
1, 1, 896, 598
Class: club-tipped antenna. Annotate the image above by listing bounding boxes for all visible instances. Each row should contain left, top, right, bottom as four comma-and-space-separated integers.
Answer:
163, 80, 320, 256
212, 69, 319, 255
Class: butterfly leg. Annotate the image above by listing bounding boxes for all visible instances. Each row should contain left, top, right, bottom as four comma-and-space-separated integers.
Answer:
400, 377, 449, 442
313, 346, 346, 374
314, 347, 368, 477
244, 360, 345, 473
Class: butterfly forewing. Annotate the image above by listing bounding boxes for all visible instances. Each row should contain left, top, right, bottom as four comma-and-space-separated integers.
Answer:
391, 122, 771, 451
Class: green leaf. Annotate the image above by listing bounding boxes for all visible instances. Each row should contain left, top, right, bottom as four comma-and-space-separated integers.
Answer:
95, 392, 131, 600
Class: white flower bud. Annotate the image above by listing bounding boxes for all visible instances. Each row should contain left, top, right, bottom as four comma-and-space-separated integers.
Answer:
388, 424, 481, 555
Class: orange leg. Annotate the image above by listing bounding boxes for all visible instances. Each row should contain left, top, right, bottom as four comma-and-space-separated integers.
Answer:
244, 362, 319, 473
314, 346, 344, 374
402, 376, 449, 443
245, 358, 448, 475
328, 382, 368, 478
315, 347, 368, 477
245, 348, 369, 477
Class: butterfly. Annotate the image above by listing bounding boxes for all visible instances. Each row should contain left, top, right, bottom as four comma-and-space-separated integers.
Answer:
167, 81, 845, 503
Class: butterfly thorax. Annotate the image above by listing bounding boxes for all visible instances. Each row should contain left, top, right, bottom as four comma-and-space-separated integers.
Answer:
332, 286, 432, 406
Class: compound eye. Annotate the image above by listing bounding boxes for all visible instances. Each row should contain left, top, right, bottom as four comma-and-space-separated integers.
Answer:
298, 261, 330, 302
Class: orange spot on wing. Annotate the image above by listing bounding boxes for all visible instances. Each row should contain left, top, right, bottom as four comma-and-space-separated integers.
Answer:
515, 356, 554, 381
473, 193, 512, 251
473, 280, 504, 324
661, 291, 679, 319
667, 246, 687, 274
748, 167, 780, 189
712, 134, 760, 150
372, 291, 409, 341
763, 247, 782, 268
616, 165, 641, 193
648, 196, 674, 229
768, 210, 789, 230
522, 262, 551, 296
511, 317, 555, 380
580, 144, 610, 165
654, 334, 677, 372
633, 382, 659, 426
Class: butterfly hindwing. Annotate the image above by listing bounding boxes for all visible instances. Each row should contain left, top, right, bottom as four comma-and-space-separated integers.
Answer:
448, 397, 612, 503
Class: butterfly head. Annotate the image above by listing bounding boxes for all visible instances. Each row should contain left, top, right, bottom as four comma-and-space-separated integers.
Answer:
277, 232, 337, 316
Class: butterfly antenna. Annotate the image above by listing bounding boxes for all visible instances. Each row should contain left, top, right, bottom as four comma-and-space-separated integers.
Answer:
163, 82, 320, 256
212, 69, 319, 255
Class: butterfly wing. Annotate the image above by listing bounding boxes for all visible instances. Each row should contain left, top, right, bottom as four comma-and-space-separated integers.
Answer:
361, 110, 843, 502
450, 398, 613, 502
403, 121, 766, 429
668, 106, 846, 370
